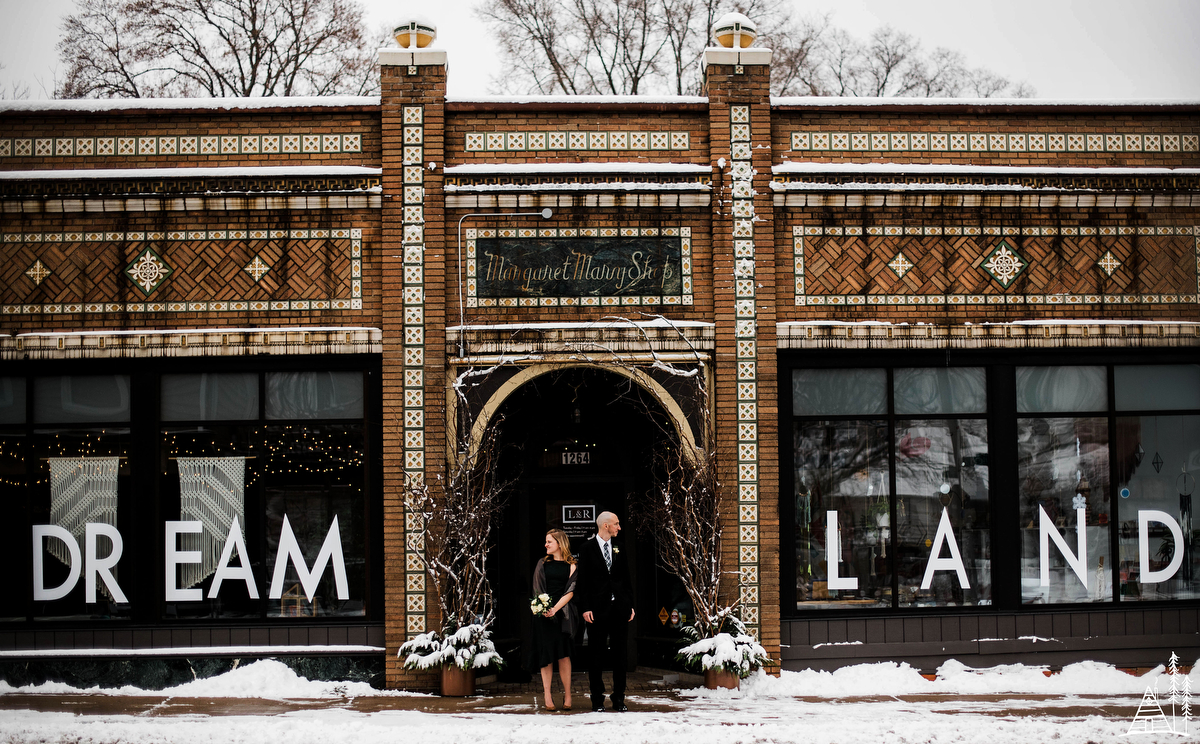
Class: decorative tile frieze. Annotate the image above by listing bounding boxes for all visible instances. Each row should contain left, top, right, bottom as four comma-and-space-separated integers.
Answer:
792, 224, 1198, 306
0, 132, 363, 159
790, 130, 1198, 153
465, 130, 689, 152
1, 228, 363, 314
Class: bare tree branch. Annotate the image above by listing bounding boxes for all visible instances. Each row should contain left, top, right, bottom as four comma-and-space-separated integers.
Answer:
56, 0, 379, 98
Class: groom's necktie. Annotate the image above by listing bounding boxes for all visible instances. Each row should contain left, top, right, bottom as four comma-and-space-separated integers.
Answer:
603, 541, 612, 571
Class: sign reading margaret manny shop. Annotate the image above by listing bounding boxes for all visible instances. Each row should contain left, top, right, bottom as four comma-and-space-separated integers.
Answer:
476, 236, 683, 299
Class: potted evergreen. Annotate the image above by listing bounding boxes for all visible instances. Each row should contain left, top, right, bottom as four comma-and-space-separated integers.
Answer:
678, 612, 771, 690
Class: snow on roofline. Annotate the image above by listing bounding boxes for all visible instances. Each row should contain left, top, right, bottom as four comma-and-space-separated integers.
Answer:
0, 96, 380, 114
773, 162, 1200, 177
446, 182, 710, 192
771, 96, 1200, 108
446, 94, 707, 105
15, 326, 381, 337
0, 165, 382, 180
450, 319, 715, 331
445, 162, 710, 175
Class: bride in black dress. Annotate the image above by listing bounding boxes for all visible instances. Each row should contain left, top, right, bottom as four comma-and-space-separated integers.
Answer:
531, 528, 578, 710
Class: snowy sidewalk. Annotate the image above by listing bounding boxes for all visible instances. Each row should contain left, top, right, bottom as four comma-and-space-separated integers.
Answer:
2, 658, 1196, 743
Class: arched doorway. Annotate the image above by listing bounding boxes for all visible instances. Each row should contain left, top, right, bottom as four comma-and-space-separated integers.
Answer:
483, 367, 694, 679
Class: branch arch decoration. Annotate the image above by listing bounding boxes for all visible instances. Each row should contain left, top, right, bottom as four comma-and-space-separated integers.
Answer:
465, 361, 702, 461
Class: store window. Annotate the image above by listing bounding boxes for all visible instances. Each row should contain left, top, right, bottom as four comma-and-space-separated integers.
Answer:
160, 370, 367, 620
792, 367, 991, 610
28, 375, 133, 620
1114, 365, 1200, 602
1017, 367, 1112, 604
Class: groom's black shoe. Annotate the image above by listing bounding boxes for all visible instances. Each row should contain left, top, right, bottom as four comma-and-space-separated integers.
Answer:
591, 699, 606, 712
611, 700, 628, 712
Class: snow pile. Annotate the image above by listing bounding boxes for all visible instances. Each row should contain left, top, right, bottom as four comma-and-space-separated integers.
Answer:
738, 658, 1200, 697
0, 660, 421, 699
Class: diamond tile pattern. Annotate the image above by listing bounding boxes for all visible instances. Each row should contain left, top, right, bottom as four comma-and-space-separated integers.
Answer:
2, 235, 351, 305
801, 231, 1195, 297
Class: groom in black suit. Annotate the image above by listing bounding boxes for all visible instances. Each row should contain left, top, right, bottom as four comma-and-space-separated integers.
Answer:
578, 510, 635, 712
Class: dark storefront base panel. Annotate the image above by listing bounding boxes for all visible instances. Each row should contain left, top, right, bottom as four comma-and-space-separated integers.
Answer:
782, 608, 1200, 673
0, 653, 385, 690
0, 623, 385, 652
0, 623, 387, 689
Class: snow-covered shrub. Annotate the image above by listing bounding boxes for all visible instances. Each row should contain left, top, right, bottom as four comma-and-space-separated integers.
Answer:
397, 624, 504, 671
678, 615, 771, 679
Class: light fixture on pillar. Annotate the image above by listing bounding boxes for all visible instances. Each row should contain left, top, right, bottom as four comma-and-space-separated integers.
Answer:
711, 12, 757, 49
393, 20, 437, 49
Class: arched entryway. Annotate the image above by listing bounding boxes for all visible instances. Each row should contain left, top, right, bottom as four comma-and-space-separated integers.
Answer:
482, 366, 695, 679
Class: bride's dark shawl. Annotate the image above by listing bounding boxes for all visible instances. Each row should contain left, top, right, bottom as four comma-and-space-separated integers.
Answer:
532, 558, 579, 636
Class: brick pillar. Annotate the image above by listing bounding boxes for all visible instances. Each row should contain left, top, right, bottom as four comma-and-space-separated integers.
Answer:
380, 46, 447, 690
703, 46, 781, 671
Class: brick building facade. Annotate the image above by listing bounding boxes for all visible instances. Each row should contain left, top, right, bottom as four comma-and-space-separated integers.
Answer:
1, 35, 1198, 689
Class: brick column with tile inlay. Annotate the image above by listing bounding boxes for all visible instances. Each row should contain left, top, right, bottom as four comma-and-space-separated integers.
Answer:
704, 47, 781, 672
380, 47, 448, 691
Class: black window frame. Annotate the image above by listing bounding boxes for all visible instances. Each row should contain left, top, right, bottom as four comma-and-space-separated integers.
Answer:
780, 346, 1200, 620
0, 353, 383, 628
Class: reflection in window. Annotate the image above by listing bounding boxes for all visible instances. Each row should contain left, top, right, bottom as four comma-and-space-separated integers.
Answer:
1018, 417, 1111, 604
794, 421, 891, 609
1115, 415, 1200, 600
162, 373, 258, 421
793, 369, 886, 416
266, 372, 363, 420
0, 378, 26, 424
1115, 366, 1200, 411
894, 368, 987, 415
894, 420, 991, 606
34, 376, 131, 423
1017, 366, 1106, 413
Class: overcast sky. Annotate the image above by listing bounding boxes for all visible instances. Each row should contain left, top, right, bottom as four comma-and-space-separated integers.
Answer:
1, 0, 1198, 100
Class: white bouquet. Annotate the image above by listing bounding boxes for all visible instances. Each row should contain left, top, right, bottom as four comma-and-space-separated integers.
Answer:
530, 593, 552, 615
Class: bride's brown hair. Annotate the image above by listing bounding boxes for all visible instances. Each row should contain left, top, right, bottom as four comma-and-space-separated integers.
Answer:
544, 529, 576, 564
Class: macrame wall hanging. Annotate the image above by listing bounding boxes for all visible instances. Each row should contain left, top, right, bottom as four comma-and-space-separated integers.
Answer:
48, 457, 120, 598
176, 457, 246, 589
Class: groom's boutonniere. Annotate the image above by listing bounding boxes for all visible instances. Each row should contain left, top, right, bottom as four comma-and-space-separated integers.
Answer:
613, 546, 620, 555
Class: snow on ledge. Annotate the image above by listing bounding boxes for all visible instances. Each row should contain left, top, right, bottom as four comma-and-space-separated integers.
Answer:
447, 94, 707, 105
17, 326, 382, 337
0, 645, 383, 659
447, 181, 710, 192
0, 166, 382, 181
445, 162, 711, 176
770, 96, 1200, 108
0, 96, 379, 114
772, 162, 1200, 177
451, 318, 715, 332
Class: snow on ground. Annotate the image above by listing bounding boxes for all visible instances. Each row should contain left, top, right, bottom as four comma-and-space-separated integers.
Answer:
2, 659, 1198, 744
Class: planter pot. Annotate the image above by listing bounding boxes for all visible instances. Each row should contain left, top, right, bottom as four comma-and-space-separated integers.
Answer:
440, 665, 476, 696
704, 668, 740, 690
